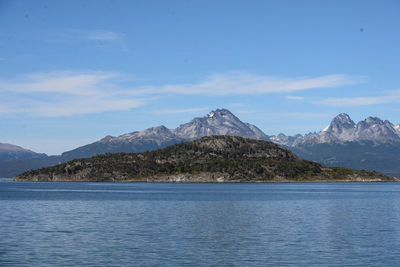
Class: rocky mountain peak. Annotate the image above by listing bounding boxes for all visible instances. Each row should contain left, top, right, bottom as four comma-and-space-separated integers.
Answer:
327, 113, 355, 132
207, 108, 235, 118
99, 135, 115, 143
353, 116, 399, 142
139, 125, 171, 136
174, 108, 268, 140
363, 116, 385, 125
269, 113, 400, 147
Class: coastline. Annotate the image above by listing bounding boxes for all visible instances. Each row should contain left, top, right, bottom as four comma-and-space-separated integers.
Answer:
13, 175, 399, 183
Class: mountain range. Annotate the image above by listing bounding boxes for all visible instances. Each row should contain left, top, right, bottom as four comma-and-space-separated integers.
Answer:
1, 108, 400, 177
61, 108, 267, 160
269, 113, 400, 146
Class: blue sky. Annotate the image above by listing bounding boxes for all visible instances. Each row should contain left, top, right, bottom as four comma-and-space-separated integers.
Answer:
0, 0, 399, 154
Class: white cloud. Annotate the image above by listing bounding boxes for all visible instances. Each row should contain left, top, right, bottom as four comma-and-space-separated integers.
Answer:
0, 71, 144, 117
0, 71, 116, 95
286, 95, 304, 100
318, 91, 400, 106
262, 112, 332, 119
152, 107, 210, 115
46, 29, 126, 49
225, 103, 246, 108
30, 98, 143, 117
236, 110, 332, 119
0, 70, 365, 117
134, 72, 365, 96
85, 30, 123, 41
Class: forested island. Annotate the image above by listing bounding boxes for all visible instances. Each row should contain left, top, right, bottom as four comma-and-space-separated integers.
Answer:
15, 136, 396, 182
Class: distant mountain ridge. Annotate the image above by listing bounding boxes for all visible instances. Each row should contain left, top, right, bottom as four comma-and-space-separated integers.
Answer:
0, 109, 267, 177
268, 113, 400, 177
270, 113, 400, 146
16, 136, 394, 183
61, 108, 267, 160
1, 109, 400, 178
0, 142, 47, 162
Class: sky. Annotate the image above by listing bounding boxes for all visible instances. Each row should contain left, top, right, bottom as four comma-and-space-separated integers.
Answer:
0, 0, 400, 155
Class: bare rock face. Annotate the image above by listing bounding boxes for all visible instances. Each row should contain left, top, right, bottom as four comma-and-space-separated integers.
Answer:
270, 113, 400, 147
61, 109, 269, 160
173, 109, 268, 140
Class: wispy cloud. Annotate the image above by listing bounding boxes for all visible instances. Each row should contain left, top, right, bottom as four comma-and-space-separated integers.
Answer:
0, 70, 365, 117
46, 29, 127, 50
0, 71, 144, 117
1, 71, 116, 95
85, 30, 123, 41
235, 109, 332, 119
261, 112, 333, 119
134, 72, 365, 96
318, 91, 400, 106
286, 95, 304, 100
152, 107, 210, 115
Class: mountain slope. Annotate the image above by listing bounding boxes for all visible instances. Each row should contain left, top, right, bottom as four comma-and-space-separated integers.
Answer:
0, 142, 47, 162
291, 142, 400, 177
16, 136, 394, 182
174, 109, 268, 140
270, 113, 400, 146
0, 109, 268, 178
62, 108, 267, 160
269, 113, 400, 177
61, 126, 186, 160
3, 110, 400, 178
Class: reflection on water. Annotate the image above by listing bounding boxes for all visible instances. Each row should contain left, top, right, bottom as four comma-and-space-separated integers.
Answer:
1, 182, 400, 266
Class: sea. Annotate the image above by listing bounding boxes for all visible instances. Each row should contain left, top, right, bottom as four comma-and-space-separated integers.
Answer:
1, 181, 400, 266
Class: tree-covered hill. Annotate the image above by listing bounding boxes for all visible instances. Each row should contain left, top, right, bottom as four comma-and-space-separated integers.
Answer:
16, 136, 396, 182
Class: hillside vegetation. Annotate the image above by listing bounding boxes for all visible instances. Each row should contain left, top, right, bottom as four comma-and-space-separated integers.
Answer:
16, 136, 396, 182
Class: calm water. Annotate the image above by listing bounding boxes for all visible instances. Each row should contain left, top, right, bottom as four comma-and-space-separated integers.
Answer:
1, 182, 400, 266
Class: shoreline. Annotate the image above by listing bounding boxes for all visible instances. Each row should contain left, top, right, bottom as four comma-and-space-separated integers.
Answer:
12, 177, 399, 183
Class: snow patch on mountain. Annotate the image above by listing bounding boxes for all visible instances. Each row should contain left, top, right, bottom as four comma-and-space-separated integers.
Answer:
270, 113, 400, 147
174, 109, 268, 140
94, 109, 268, 149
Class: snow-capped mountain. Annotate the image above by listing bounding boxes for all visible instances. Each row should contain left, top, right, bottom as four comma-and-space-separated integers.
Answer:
2, 110, 400, 178
61, 109, 267, 159
0, 142, 47, 162
270, 113, 400, 147
174, 109, 268, 140
395, 124, 400, 133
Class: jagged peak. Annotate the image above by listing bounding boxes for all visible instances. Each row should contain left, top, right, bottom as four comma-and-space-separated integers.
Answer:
143, 125, 170, 132
362, 116, 385, 125
206, 108, 235, 119
331, 113, 354, 124
99, 135, 115, 143
326, 113, 355, 132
